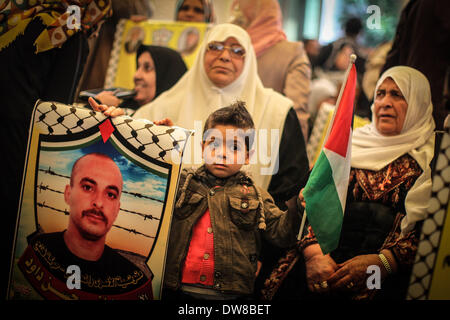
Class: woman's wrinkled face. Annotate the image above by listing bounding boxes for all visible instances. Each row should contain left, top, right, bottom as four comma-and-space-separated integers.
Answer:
177, 0, 205, 22
374, 77, 408, 136
133, 51, 156, 105
203, 37, 245, 88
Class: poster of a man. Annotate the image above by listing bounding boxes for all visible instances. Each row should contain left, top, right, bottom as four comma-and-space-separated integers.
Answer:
18, 152, 155, 300
8, 101, 190, 300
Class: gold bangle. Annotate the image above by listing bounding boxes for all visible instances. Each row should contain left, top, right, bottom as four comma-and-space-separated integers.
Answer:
378, 253, 392, 274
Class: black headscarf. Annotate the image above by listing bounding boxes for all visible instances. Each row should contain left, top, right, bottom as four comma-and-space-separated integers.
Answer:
136, 44, 188, 99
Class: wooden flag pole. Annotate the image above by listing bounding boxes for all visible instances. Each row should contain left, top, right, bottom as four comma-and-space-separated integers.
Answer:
297, 54, 357, 241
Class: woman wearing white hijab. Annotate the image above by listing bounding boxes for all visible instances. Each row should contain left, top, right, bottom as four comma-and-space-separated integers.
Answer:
91, 24, 310, 294
130, 23, 310, 208
351, 66, 435, 235
261, 66, 435, 300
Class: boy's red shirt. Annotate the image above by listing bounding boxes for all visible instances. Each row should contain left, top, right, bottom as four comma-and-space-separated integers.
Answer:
181, 209, 215, 286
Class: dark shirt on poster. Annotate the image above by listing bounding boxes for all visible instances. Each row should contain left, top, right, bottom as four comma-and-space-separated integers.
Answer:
27, 231, 150, 296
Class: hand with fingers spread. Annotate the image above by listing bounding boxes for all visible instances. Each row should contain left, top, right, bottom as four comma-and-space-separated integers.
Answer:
89, 97, 125, 117
303, 244, 337, 293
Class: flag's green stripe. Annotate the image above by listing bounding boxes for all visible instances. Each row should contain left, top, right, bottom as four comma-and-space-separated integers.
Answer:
303, 152, 343, 254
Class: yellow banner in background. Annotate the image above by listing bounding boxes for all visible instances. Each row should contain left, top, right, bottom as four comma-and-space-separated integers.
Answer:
429, 203, 450, 300
112, 20, 210, 90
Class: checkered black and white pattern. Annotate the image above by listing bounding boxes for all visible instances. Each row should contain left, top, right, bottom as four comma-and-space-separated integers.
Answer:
34, 100, 192, 164
407, 130, 450, 299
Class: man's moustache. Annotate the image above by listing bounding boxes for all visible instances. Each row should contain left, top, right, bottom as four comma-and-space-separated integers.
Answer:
82, 208, 106, 222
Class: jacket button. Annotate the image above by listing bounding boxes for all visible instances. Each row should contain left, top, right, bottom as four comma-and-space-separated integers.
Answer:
209, 189, 215, 196
214, 282, 221, 289
207, 227, 213, 234
200, 275, 206, 282
241, 202, 249, 209
214, 271, 222, 278
203, 253, 210, 260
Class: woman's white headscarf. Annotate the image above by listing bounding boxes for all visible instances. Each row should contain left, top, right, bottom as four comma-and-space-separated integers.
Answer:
352, 66, 436, 234
133, 23, 293, 190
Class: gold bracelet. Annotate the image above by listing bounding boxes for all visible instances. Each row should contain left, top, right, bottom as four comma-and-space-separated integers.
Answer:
378, 253, 392, 274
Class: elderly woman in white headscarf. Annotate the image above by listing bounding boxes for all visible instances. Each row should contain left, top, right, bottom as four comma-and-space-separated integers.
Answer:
92, 23, 309, 208
261, 66, 435, 300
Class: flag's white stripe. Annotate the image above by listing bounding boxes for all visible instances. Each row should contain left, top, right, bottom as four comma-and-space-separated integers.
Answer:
323, 128, 352, 213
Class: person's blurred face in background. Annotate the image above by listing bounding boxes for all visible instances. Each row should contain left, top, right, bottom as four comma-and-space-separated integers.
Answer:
304, 39, 320, 59
177, 0, 205, 22
133, 51, 156, 105
334, 45, 354, 71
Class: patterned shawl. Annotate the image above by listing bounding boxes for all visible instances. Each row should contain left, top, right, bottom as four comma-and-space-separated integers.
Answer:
352, 66, 436, 233
0, 0, 111, 53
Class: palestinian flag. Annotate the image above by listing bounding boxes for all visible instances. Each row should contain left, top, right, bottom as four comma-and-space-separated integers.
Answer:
303, 63, 357, 254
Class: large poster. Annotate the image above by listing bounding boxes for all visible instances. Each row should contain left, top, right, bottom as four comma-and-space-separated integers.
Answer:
104, 19, 210, 89
7, 101, 192, 300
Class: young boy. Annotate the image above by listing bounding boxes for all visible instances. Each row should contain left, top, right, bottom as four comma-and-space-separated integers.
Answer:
162, 101, 304, 300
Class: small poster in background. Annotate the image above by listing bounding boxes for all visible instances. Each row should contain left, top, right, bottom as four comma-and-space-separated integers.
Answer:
7, 101, 192, 300
105, 19, 210, 90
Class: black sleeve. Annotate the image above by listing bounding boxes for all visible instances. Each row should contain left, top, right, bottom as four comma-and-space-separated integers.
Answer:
267, 108, 310, 209
42, 33, 89, 104
119, 97, 141, 110
380, 2, 410, 74
254, 111, 309, 295
1, 18, 89, 297
2, 18, 89, 122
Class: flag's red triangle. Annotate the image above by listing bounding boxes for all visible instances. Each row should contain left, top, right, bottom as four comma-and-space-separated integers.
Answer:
324, 65, 357, 157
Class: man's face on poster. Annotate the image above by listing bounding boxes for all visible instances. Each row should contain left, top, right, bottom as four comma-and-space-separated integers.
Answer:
64, 154, 123, 241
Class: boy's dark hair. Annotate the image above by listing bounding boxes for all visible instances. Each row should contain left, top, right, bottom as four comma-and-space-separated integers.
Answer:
203, 101, 255, 150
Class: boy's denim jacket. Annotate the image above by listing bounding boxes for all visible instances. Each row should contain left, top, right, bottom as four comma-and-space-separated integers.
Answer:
164, 165, 303, 296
